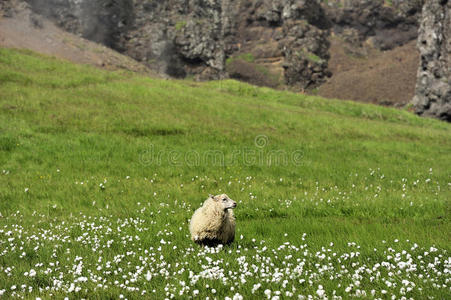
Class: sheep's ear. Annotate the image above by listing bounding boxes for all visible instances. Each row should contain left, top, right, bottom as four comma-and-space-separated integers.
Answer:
209, 194, 214, 199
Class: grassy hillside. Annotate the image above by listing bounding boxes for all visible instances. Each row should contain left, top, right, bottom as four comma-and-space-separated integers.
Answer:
0, 48, 450, 299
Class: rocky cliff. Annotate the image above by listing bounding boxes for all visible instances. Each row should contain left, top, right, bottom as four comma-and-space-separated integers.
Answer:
412, 0, 451, 121
9, 0, 450, 121
322, 0, 423, 51
0, 0, 153, 75
225, 0, 425, 93
25, 0, 228, 80
23, 0, 425, 88
24, 0, 332, 86
225, 0, 331, 89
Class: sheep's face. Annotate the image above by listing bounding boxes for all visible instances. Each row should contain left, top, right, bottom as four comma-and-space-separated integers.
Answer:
211, 194, 237, 211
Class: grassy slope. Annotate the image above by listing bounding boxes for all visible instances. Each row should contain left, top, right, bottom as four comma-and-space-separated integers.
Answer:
0, 48, 450, 298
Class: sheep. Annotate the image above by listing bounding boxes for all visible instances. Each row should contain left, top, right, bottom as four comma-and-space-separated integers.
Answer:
189, 194, 237, 247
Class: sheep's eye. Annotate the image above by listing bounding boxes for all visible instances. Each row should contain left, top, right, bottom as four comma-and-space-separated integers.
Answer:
222, 198, 227, 202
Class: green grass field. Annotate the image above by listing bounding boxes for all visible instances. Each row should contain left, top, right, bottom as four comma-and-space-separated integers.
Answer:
0, 48, 450, 299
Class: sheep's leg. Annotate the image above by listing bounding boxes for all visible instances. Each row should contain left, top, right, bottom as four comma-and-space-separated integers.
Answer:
195, 238, 222, 247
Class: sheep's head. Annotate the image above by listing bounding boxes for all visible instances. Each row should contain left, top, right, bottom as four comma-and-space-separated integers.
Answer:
210, 194, 237, 211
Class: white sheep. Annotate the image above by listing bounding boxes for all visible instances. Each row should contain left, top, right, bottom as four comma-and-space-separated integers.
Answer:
189, 194, 237, 246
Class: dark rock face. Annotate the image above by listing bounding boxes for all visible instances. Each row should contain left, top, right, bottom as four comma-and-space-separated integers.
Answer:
125, 0, 228, 80
21, 0, 429, 99
24, 0, 331, 87
26, 0, 134, 50
26, 0, 228, 80
1, 0, 30, 18
322, 0, 423, 50
281, 19, 330, 89
412, 0, 451, 122
252, 0, 329, 29
226, 0, 331, 90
